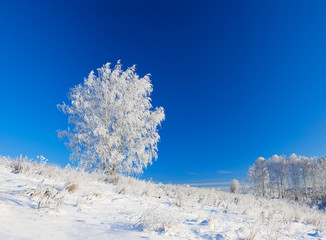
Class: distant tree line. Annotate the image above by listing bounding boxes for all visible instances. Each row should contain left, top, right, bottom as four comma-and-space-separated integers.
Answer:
248, 154, 326, 205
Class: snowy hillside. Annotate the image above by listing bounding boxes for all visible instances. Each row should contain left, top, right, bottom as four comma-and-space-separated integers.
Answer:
0, 156, 325, 239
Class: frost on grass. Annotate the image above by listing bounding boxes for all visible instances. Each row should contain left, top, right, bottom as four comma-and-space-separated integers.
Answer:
23, 181, 80, 211
28, 181, 65, 211
134, 205, 185, 233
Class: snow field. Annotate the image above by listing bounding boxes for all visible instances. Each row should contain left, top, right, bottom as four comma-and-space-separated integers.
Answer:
0, 156, 325, 239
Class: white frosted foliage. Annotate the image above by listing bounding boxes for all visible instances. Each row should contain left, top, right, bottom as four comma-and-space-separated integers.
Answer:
230, 179, 240, 193
58, 62, 165, 175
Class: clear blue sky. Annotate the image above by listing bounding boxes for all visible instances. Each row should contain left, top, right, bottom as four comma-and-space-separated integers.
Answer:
1, 0, 326, 186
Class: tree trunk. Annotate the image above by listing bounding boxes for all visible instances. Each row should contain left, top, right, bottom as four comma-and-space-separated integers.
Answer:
109, 164, 117, 175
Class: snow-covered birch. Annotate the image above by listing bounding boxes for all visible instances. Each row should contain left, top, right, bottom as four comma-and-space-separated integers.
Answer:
58, 61, 165, 175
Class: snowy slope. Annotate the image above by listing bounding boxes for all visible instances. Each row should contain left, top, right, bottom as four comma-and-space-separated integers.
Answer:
0, 158, 325, 240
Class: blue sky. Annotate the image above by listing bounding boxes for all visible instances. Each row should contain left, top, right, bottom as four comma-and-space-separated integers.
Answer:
1, 0, 326, 186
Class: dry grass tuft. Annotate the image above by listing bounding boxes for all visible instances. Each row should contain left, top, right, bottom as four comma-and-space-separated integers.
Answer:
65, 183, 79, 193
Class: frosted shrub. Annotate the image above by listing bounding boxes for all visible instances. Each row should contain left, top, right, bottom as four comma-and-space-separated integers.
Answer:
207, 216, 220, 230
0, 155, 108, 188
10, 159, 24, 173
230, 179, 240, 193
134, 206, 184, 233
4, 155, 57, 178
28, 181, 65, 211
176, 191, 188, 207
6, 155, 35, 174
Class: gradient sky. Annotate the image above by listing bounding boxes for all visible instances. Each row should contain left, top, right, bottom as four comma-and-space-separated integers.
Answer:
1, 0, 326, 186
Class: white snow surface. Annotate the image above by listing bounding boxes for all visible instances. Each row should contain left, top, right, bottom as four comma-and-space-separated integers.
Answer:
0, 158, 325, 240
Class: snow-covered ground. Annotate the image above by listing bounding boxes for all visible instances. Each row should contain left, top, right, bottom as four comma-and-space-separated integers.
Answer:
0, 157, 325, 239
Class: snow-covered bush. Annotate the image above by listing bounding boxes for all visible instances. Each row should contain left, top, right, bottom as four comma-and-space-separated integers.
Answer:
58, 61, 165, 175
134, 205, 185, 233
230, 179, 240, 193
28, 181, 65, 211
4, 155, 48, 176
0, 155, 107, 186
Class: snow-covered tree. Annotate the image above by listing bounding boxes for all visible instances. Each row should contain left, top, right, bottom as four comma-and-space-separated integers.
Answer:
314, 157, 326, 203
248, 154, 326, 204
300, 155, 311, 200
58, 61, 165, 175
270, 154, 287, 198
248, 157, 270, 196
